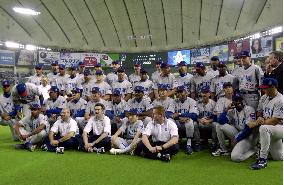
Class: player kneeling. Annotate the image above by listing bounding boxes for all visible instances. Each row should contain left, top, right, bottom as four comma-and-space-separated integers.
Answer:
110, 109, 143, 155
134, 106, 179, 162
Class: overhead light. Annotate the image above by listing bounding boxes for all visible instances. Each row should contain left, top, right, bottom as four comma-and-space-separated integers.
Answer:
5, 41, 20, 48
47, 48, 51, 51
13, 7, 40, 15
26, 44, 36, 50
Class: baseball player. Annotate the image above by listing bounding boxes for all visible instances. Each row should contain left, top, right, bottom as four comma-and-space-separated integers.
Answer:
65, 64, 83, 93
111, 67, 132, 101
238, 50, 264, 110
134, 106, 179, 162
175, 61, 193, 93
133, 68, 154, 99
56, 64, 70, 95
84, 87, 112, 125
207, 56, 220, 77
194, 86, 217, 152
92, 70, 112, 101
110, 109, 143, 155
76, 61, 86, 82
191, 62, 215, 100
106, 60, 128, 85
231, 53, 243, 79
12, 82, 44, 117
0, 80, 20, 140
45, 86, 67, 125
214, 82, 234, 118
67, 87, 87, 130
212, 93, 256, 157
80, 103, 111, 153
151, 61, 162, 84
38, 76, 51, 102
81, 69, 95, 101
248, 78, 283, 170
153, 63, 177, 98
172, 85, 198, 154
27, 64, 44, 86
42, 108, 80, 154
47, 61, 59, 86
14, 104, 49, 151
129, 62, 141, 85
152, 84, 175, 118
109, 88, 128, 134
210, 61, 237, 100
125, 86, 153, 126
94, 63, 107, 82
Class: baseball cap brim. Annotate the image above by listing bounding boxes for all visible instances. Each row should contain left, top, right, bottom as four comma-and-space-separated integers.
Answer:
258, 85, 273, 89
19, 90, 28, 97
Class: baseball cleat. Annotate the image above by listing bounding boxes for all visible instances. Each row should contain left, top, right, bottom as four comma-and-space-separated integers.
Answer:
93, 147, 105, 154
193, 143, 202, 152
41, 144, 48, 151
15, 143, 26, 150
160, 154, 171, 162
55, 147, 64, 154
185, 145, 193, 155
110, 148, 123, 155
250, 158, 267, 170
25, 142, 36, 152
211, 148, 230, 156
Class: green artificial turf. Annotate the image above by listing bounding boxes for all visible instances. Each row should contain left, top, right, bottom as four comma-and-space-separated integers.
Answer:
0, 126, 282, 185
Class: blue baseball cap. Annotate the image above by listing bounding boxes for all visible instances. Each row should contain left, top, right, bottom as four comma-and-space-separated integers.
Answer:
16, 83, 28, 97
91, 87, 101, 93
223, 82, 233, 88
95, 63, 102, 67
160, 63, 169, 68
59, 64, 66, 69
134, 62, 141, 67
232, 93, 243, 101
211, 56, 219, 61
258, 78, 278, 89
200, 86, 211, 93
2, 80, 10, 86
30, 103, 41, 110
158, 84, 169, 90
112, 60, 119, 65
134, 86, 145, 92
155, 61, 162, 65
127, 109, 139, 115
117, 67, 125, 73
84, 69, 91, 76
49, 86, 59, 93
176, 85, 186, 92
178, 61, 187, 66
51, 61, 58, 66
112, 88, 122, 96
35, 64, 43, 69
69, 64, 77, 70
95, 70, 103, 75
78, 61, 85, 66
195, 62, 205, 69
218, 61, 227, 67
140, 68, 148, 74
240, 50, 251, 57
71, 87, 81, 93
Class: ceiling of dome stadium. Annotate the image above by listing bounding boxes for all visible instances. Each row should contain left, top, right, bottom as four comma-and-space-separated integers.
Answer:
0, 0, 282, 53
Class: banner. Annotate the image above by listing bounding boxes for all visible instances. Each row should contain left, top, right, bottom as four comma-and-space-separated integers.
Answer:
228, 39, 250, 61
38, 51, 60, 66
100, 53, 120, 67
168, 50, 190, 66
275, 37, 283, 51
190, 47, 210, 64
81, 53, 100, 67
250, 36, 273, 58
60, 53, 81, 67
210, 44, 228, 62
0, 50, 15, 66
18, 50, 36, 66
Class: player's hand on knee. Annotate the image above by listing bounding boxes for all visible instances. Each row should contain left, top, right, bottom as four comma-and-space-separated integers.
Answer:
149, 146, 157, 153
51, 140, 59, 146
248, 121, 258, 128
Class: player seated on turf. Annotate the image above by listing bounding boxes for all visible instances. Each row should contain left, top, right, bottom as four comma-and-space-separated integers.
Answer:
110, 109, 143, 155
172, 85, 198, 155
44, 86, 67, 126
79, 103, 111, 153
14, 104, 49, 152
42, 108, 80, 154
0, 80, 20, 141
212, 93, 256, 157
134, 106, 179, 162
248, 78, 283, 170
67, 87, 87, 131
194, 86, 218, 152
125, 86, 153, 126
